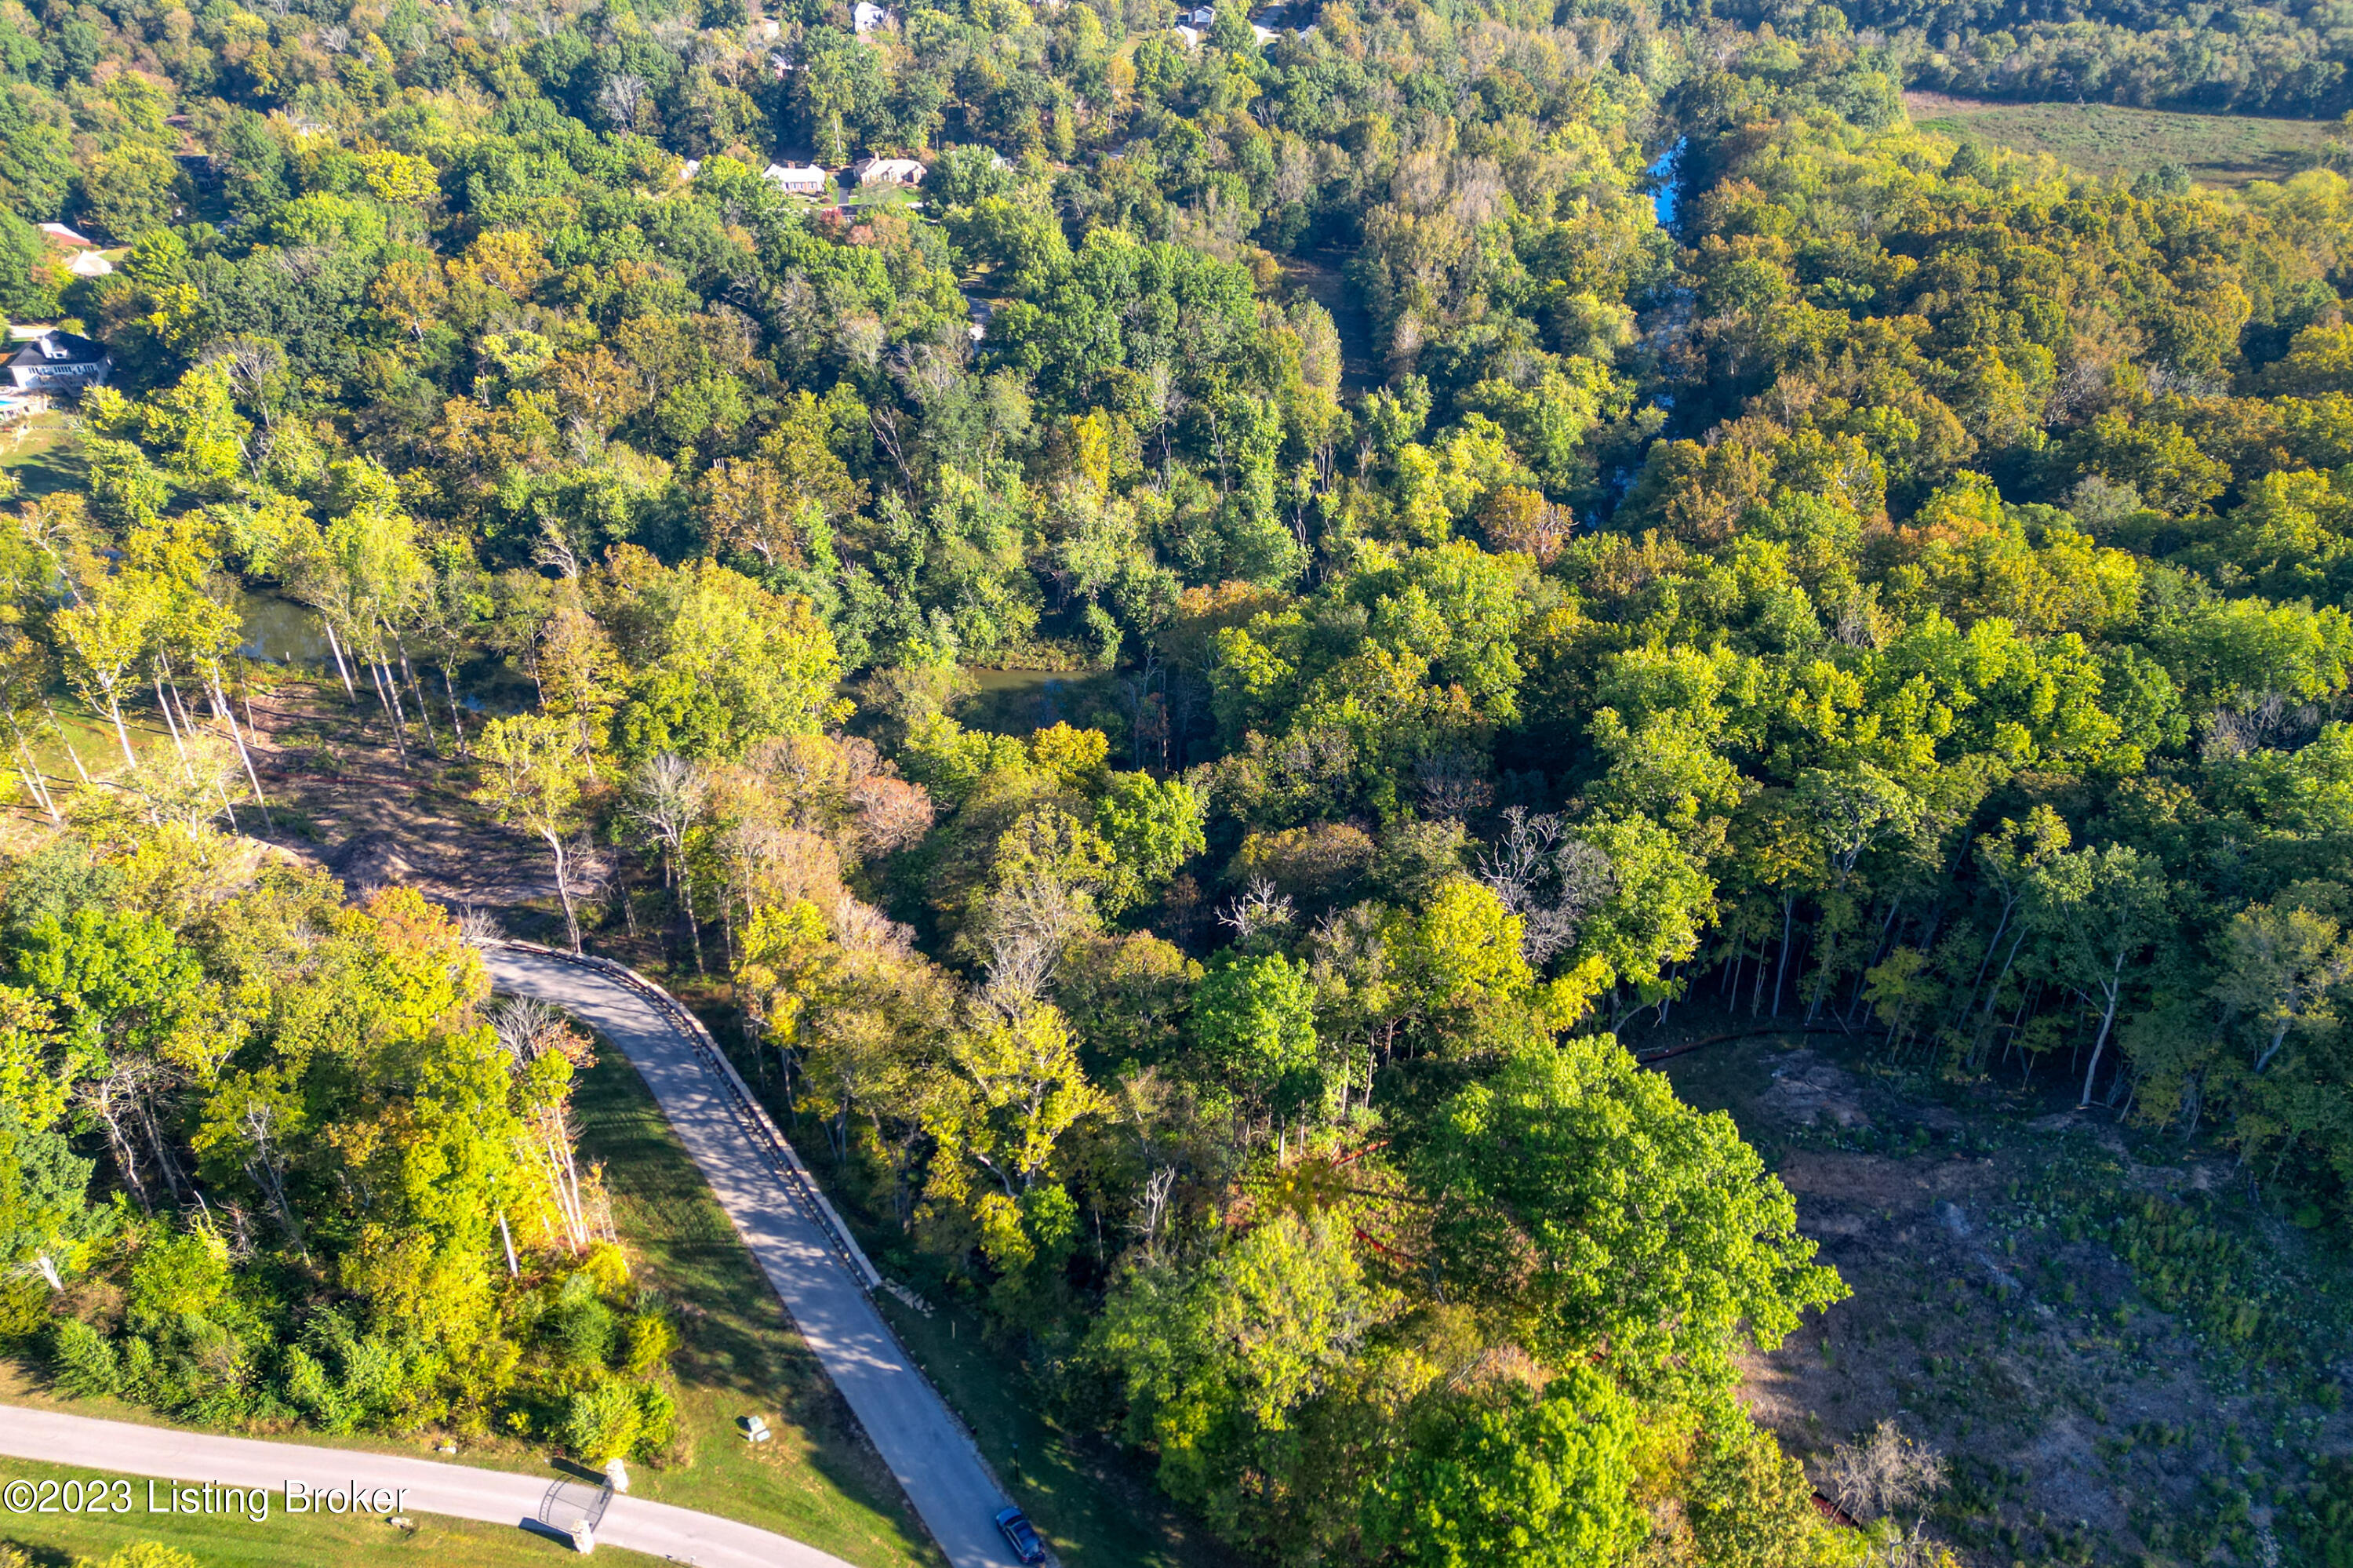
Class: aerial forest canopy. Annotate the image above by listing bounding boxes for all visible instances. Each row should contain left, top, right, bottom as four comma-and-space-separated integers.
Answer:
5, 0, 2353, 1560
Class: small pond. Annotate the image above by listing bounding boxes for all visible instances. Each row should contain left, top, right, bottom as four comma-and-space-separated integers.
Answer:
1650, 136, 1689, 229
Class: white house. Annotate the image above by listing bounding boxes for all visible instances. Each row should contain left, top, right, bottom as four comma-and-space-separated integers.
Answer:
1251, 22, 1276, 42
853, 1, 892, 31
66, 250, 113, 278
851, 157, 925, 187
1175, 23, 1201, 45
762, 162, 832, 197
4, 330, 111, 393
36, 223, 96, 249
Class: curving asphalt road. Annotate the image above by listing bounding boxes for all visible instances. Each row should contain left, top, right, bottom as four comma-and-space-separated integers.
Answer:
482, 945, 1024, 1568
0, 1402, 857, 1567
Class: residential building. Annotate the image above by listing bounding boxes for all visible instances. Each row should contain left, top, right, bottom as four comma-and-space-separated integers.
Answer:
851, 157, 926, 187
762, 162, 832, 196
36, 222, 95, 249
4, 330, 111, 393
67, 250, 114, 278
853, 1, 891, 31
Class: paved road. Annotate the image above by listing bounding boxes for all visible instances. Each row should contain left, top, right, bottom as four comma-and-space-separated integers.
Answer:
0, 1403, 857, 1567
483, 947, 1024, 1568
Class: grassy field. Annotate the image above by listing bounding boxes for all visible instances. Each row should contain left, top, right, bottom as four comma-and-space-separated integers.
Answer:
0, 409, 83, 500
1906, 91, 2335, 187
0, 1457, 670, 1568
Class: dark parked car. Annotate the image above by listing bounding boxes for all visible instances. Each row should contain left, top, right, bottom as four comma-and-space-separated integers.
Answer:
994, 1505, 1046, 1563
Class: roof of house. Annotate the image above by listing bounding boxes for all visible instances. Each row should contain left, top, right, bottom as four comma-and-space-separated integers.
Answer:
5, 330, 109, 369
36, 223, 96, 249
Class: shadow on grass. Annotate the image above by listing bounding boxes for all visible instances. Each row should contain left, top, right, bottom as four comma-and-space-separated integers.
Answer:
1, 424, 85, 500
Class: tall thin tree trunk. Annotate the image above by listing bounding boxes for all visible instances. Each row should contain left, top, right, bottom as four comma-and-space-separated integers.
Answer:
44, 703, 91, 785
7, 715, 53, 813
238, 661, 262, 741
321, 617, 358, 701
91, 1088, 151, 1214
547, 829, 581, 952
166, 675, 202, 749
106, 693, 138, 771
1773, 895, 1795, 1017
376, 654, 409, 739
392, 630, 438, 751
154, 671, 195, 780
680, 863, 705, 975
208, 671, 272, 828
10, 731, 56, 822
365, 655, 409, 765
1953, 902, 2014, 1051
2078, 959, 2127, 1108
134, 1093, 185, 1204
441, 664, 467, 754
1970, 926, 2031, 1071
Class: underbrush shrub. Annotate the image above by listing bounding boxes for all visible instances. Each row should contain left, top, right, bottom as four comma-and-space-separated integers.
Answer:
561, 1380, 645, 1461
623, 1311, 677, 1376
635, 1381, 678, 1454
0, 1277, 47, 1341
48, 1316, 119, 1397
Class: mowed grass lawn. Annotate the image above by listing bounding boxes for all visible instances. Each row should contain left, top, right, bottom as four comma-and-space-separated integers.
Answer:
0, 1457, 668, 1568
1906, 91, 2335, 187
0, 409, 84, 499
568, 1045, 941, 1568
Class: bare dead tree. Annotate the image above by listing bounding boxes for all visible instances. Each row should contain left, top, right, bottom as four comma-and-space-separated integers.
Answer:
624, 752, 712, 973
77, 1068, 155, 1214
1475, 808, 1616, 963
1133, 1165, 1178, 1261
1824, 1420, 1947, 1530
456, 904, 504, 948
1219, 876, 1297, 944
237, 1096, 308, 1258
489, 997, 595, 1253
976, 873, 1096, 1017
598, 71, 649, 126
1414, 749, 1494, 820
